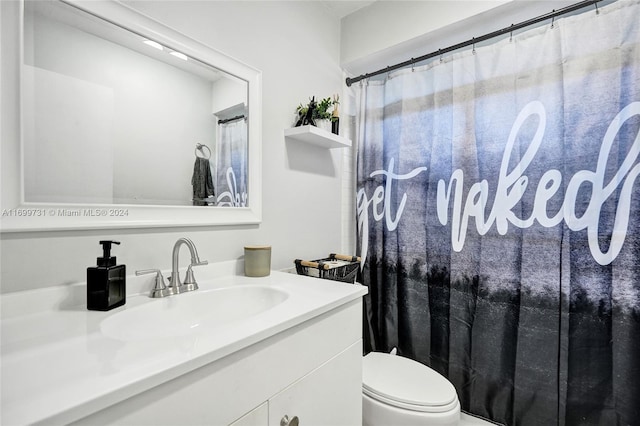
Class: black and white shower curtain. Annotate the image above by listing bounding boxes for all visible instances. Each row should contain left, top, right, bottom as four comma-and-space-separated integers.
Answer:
216, 119, 248, 207
352, 1, 640, 424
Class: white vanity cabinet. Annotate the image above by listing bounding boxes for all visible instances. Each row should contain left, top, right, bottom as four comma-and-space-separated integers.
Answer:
71, 299, 363, 426
267, 341, 362, 426
231, 340, 361, 426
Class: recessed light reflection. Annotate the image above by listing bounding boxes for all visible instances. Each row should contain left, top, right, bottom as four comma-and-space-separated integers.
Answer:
170, 51, 188, 61
143, 40, 163, 50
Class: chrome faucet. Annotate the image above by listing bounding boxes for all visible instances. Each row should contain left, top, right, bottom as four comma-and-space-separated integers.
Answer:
168, 238, 208, 294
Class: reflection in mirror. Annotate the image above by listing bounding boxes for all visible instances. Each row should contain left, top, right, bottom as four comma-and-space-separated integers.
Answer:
23, 0, 249, 207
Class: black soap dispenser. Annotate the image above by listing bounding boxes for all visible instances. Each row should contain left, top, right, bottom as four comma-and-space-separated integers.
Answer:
87, 240, 126, 311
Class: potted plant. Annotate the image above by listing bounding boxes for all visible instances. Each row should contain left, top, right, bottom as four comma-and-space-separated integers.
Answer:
294, 96, 338, 133
313, 97, 334, 131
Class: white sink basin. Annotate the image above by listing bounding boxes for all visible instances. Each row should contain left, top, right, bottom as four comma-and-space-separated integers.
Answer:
100, 285, 288, 341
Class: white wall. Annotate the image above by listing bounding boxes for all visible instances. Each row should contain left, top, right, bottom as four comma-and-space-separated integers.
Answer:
23, 65, 116, 204
1, 0, 344, 293
211, 77, 246, 118
341, 0, 508, 67
341, 0, 577, 78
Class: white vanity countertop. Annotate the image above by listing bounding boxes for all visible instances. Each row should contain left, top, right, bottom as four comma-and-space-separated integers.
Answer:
0, 266, 367, 425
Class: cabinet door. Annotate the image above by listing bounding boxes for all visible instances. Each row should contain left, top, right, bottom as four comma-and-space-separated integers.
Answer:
268, 341, 362, 426
229, 402, 268, 426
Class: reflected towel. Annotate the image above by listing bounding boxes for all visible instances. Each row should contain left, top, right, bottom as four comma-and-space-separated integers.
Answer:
191, 157, 214, 206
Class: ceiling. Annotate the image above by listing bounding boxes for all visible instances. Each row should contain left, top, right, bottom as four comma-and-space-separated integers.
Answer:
320, 1, 377, 19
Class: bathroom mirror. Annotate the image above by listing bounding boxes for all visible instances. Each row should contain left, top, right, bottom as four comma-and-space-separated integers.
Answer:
1, 0, 262, 231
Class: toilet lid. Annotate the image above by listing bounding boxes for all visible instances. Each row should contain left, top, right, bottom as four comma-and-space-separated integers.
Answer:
362, 352, 458, 413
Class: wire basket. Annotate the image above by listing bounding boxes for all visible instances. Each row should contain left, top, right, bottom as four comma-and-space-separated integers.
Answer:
294, 253, 361, 284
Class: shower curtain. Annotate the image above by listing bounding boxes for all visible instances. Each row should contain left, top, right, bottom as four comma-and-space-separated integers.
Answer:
352, 1, 640, 425
216, 118, 248, 207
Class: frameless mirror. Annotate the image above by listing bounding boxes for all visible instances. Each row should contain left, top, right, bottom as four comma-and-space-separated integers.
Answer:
1, 0, 261, 231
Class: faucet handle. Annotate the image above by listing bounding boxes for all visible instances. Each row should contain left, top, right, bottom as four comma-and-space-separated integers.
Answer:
136, 269, 172, 298
183, 260, 207, 288
184, 265, 198, 286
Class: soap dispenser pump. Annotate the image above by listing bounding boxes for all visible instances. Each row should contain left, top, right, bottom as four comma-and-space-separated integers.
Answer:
87, 240, 126, 311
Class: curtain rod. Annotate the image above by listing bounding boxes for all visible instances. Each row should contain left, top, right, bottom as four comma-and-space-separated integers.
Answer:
218, 114, 245, 124
345, 0, 603, 87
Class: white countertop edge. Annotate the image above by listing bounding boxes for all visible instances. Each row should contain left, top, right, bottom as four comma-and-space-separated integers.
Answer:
48, 290, 366, 425
1, 269, 368, 425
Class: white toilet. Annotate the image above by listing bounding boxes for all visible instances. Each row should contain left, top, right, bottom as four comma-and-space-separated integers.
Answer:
362, 351, 461, 426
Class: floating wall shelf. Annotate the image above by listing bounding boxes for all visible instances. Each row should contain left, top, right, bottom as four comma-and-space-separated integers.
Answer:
284, 125, 351, 149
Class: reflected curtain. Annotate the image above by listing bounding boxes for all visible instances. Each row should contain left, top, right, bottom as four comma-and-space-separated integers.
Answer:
216, 118, 248, 207
352, 1, 640, 424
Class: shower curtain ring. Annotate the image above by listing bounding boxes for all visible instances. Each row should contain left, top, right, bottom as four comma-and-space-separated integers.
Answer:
439, 49, 443, 63
509, 24, 514, 42
472, 37, 476, 55
411, 58, 415, 72
594, 2, 600, 14
551, 12, 556, 29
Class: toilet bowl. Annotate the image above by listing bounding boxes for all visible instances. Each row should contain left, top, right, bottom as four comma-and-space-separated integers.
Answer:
362, 352, 460, 426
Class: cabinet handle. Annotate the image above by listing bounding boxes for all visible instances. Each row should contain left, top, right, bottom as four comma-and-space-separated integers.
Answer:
280, 415, 299, 426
